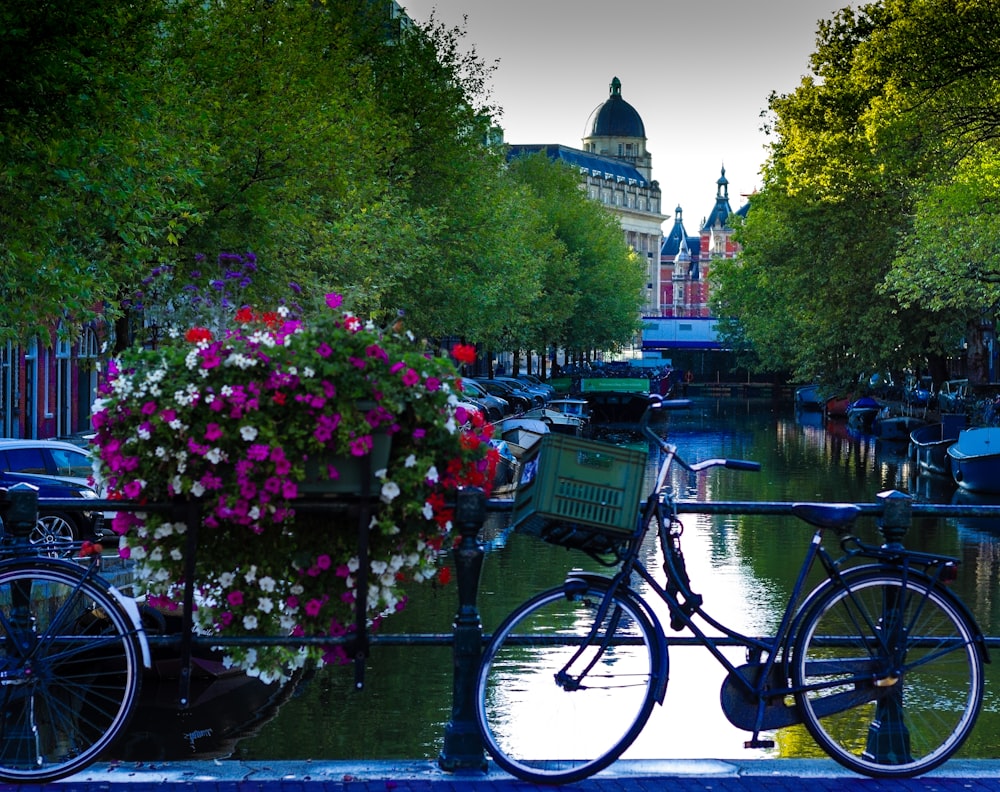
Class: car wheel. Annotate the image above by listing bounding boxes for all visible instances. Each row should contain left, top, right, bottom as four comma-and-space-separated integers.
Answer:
30, 512, 78, 557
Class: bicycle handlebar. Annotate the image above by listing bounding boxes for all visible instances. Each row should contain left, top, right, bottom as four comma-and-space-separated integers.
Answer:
640, 402, 762, 476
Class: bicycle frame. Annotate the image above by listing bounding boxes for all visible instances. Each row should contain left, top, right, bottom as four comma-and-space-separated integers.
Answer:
572, 436, 986, 745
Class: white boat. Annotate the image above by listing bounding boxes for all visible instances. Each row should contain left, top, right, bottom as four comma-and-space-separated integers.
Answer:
521, 398, 588, 435
498, 417, 549, 459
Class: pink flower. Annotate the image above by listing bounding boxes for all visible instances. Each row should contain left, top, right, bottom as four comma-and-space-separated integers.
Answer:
325, 293, 343, 310
227, 590, 244, 606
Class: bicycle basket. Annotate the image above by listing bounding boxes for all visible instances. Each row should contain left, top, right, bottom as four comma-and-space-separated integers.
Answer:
511, 433, 645, 554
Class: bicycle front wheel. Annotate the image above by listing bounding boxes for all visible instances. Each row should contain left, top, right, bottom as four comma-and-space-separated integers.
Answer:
476, 579, 660, 784
793, 569, 983, 777
0, 562, 143, 782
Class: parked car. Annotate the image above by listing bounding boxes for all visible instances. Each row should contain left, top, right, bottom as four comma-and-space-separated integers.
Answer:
0, 438, 97, 487
0, 438, 114, 522
515, 374, 556, 400
487, 377, 546, 408
0, 470, 106, 554
458, 378, 511, 420
494, 376, 548, 405
474, 379, 533, 413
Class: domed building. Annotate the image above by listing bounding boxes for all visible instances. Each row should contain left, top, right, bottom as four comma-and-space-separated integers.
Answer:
583, 76, 652, 183
507, 77, 666, 315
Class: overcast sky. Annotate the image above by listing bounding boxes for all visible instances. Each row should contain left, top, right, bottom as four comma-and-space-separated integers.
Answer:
400, 0, 849, 228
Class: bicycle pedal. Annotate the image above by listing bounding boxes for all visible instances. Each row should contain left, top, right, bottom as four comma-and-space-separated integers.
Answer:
744, 739, 775, 749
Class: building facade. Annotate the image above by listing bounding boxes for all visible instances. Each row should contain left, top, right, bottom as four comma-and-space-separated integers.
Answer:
507, 77, 667, 315
657, 167, 747, 318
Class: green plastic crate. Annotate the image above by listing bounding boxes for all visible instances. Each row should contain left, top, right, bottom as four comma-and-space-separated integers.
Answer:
512, 434, 645, 545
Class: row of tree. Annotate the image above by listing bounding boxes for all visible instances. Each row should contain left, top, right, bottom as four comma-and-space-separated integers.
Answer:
712, 0, 1000, 389
0, 0, 645, 360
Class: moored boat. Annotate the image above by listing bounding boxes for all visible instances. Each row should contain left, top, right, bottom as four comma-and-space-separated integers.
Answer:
909, 416, 965, 475
872, 410, 926, 441
521, 398, 588, 435
794, 384, 824, 412
948, 426, 1000, 493
846, 396, 881, 433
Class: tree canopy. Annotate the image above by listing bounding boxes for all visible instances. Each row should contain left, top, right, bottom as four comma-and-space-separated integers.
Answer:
0, 0, 639, 358
712, 0, 1000, 386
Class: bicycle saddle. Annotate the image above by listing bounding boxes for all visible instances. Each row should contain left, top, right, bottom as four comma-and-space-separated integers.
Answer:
791, 503, 861, 532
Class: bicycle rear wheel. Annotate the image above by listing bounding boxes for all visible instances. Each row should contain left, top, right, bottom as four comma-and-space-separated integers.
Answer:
793, 569, 983, 777
0, 562, 143, 782
476, 578, 660, 784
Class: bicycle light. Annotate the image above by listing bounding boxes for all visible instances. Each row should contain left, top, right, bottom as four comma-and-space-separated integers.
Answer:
940, 561, 959, 584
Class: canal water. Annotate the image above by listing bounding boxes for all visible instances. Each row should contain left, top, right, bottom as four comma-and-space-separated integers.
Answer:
153, 397, 1000, 762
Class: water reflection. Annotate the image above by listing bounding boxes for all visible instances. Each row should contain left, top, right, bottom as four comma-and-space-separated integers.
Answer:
135, 398, 1000, 762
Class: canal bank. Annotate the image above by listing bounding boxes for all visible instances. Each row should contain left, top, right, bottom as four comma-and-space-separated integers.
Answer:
40, 758, 1000, 790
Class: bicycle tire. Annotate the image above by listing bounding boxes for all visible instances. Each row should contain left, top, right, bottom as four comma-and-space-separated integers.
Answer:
793, 568, 983, 777
0, 562, 143, 782
476, 578, 660, 784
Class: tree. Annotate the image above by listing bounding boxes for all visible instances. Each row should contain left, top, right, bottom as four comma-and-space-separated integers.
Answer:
715, 0, 991, 386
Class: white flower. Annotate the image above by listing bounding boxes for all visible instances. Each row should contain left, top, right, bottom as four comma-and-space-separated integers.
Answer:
240, 425, 259, 441
425, 465, 439, 484
244, 565, 258, 583
405, 454, 417, 468
243, 615, 259, 629
422, 501, 434, 520
219, 572, 235, 587
259, 576, 276, 593
380, 481, 400, 503
190, 481, 205, 497
258, 597, 274, 614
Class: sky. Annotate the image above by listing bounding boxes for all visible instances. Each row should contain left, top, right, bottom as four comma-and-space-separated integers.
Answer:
399, 0, 849, 228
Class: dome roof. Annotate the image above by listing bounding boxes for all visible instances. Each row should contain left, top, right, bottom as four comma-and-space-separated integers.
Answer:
587, 77, 645, 138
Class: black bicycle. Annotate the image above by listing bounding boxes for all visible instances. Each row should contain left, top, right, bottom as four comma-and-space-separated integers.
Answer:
475, 407, 986, 783
0, 486, 148, 782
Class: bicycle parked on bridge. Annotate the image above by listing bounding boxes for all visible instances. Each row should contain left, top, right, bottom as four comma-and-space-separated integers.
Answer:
0, 484, 149, 783
475, 404, 986, 783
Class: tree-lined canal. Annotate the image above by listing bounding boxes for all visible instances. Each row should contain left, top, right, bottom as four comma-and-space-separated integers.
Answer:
164, 397, 1000, 763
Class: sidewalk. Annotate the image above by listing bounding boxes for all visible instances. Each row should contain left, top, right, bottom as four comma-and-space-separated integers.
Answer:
39, 758, 1000, 791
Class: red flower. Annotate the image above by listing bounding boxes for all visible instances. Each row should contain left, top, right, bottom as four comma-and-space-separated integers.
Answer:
185, 326, 213, 343
451, 343, 476, 365
438, 566, 452, 585
235, 307, 255, 323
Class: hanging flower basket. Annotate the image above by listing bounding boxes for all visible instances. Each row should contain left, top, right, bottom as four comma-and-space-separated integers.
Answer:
92, 291, 495, 681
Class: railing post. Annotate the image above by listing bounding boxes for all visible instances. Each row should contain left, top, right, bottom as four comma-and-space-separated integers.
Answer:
438, 486, 488, 772
877, 489, 912, 549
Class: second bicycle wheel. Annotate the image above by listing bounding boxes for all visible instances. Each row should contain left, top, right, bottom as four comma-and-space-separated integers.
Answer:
0, 561, 143, 782
793, 568, 983, 777
476, 578, 661, 784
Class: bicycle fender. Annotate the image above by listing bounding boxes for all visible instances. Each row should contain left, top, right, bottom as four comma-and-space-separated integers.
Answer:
794, 564, 990, 665
564, 572, 670, 703
107, 586, 153, 669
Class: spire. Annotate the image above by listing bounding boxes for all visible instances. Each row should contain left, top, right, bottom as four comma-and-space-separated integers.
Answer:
610, 76, 622, 97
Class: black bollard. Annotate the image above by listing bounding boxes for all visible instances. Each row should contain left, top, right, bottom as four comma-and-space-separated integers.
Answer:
438, 486, 488, 772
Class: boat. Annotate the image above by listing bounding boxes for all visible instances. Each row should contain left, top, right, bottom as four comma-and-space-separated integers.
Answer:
521, 398, 588, 435
794, 384, 824, 412
489, 417, 552, 497
584, 391, 664, 426
846, 396, 881, 433
872, 409, 926, 441
903, 375, 935, 408
825, 394, 852, 418
937, 379, 969, 413
947, 427, 1000, 493
909, 416, 965, 475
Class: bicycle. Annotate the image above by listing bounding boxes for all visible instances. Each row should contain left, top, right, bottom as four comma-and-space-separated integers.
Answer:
0, 483, 149, 782
475, 405, 987, 783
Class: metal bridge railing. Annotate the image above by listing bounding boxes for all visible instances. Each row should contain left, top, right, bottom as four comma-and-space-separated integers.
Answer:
2, 485, 1000, 770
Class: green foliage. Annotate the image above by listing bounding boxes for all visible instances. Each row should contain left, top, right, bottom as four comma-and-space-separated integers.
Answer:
719, 0, 1000, 386
507, 154, 645, 354
1, 0, 639, 361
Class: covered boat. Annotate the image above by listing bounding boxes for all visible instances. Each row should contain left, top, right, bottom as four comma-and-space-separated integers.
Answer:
909, 416, 965, 475
948, 427, 1000, 493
